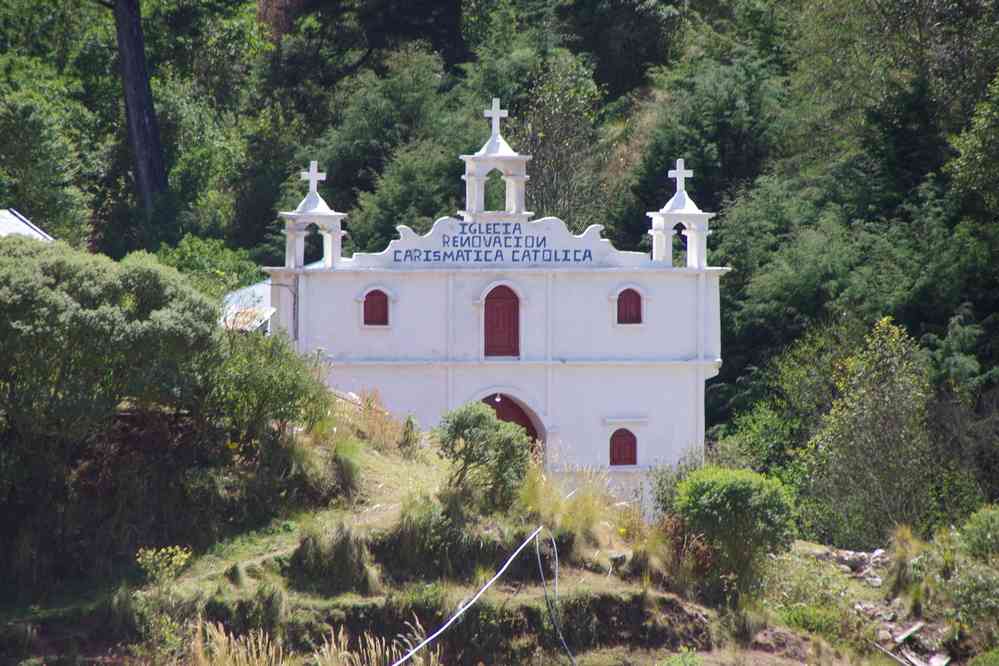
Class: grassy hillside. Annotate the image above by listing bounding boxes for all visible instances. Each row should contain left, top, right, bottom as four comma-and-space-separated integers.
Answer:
6, 411, 995, 665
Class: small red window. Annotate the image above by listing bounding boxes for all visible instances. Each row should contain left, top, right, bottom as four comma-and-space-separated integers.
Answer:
610, 428, 637, 466
617, 288, 642, 324
363, 289, 389, 326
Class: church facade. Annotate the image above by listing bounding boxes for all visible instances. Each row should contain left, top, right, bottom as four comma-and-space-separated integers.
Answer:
267, 100, 727, 472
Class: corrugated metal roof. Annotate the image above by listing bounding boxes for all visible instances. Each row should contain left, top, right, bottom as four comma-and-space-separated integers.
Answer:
0, 209, 54, 241
222, 279, 273, 331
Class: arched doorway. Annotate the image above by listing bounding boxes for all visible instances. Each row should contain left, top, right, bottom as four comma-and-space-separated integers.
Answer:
484, 285, 519, 356
482, 393, 540, 441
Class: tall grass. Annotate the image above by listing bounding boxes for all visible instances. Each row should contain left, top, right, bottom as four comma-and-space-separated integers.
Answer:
189, 621, 285, 666
515, 463, 617, 548
189, 619, 443, 666
314, 620, 443, 666
350, 390, 404, 451
289, 521, 381, 595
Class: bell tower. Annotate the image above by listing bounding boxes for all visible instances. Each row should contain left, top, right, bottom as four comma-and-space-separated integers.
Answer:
647, 159, 714, 267
459, 98, 532, 223
279, 160, 347, 269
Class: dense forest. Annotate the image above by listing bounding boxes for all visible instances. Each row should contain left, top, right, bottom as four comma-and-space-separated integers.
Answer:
3, 0, 999, 531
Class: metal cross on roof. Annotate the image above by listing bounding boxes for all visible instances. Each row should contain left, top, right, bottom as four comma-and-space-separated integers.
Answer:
300, 160, 326, 195
484, 98, 508, 138
668, 158, 693, 194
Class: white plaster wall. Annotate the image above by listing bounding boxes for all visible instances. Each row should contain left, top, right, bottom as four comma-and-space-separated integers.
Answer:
302, 271, 448, 359
546, 365, 698, 468
275, 264, 724, 470
294, 268, 719, 362
331, 363, 448, 429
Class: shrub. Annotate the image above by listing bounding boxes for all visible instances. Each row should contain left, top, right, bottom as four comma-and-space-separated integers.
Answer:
0, 239, 218, 441
208, 330, 330, 446
675, 466, 795, 597
970, 649, 999, 666
650, 447, 704, 516
779, 604, 841, 640
962, 505, 999, 563
136, 545, 193, 587
660, 647, 702, 665
0, 239, 336, 597
377, 493, 470, 579
224, 563, 245, 587
658, 515, 716, 599
289, 522, 380, 596
949, 560, 999, 639
399, 415, 420, 457
887, 525, 927, 598
239, 584, 288, 636
436, 402, 531, 513
256, 436, 340, 508
333, 436, 364, 500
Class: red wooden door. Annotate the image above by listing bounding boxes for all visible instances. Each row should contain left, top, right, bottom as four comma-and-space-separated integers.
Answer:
484, 286, 519, 356
609, 428, 637, 465
482, 394, 539, 441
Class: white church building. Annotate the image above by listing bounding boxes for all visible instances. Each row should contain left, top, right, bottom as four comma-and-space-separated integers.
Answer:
267, 99, 727, 473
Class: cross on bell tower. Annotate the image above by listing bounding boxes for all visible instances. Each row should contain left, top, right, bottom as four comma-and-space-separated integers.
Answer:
484, 98, 508, 139
301, 160, 326, 195
668, 158, 693, 194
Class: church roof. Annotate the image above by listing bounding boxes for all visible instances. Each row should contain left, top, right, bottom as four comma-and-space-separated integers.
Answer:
0, 209, 53, 241
474, 132, 518, 157
659, 190, 703, 214
294, 190, 335, 215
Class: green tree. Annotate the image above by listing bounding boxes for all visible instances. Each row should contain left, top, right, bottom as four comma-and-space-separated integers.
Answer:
435, 402, 532, 512
675, 465, 795, 596
804, 318, 936, 548
157, 233, 261, 299
608, 49, 785, 249
0, 236, 217, 441
0, 56, 93, 244
950, 70, 999, 211
347, 140, 466, 253
509, 51, 606, 230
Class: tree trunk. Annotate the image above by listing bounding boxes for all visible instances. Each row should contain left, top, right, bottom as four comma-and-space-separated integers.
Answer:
257, 0, 308, 40
112, 0, 167, 218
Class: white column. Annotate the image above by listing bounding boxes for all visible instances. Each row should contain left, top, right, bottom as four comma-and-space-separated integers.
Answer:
463, 174, 486, 212
285, 227, 306, 268
686, 221, 708, 268
503, 175, 528, 213
647, 213, 670, 265
320, 227, 344, 268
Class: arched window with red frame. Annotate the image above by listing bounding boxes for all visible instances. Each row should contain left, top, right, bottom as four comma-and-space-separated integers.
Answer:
484, 285, 520, 356
363, 289, 389, 326
616, 288, 642, 324
609, 428, 637, 466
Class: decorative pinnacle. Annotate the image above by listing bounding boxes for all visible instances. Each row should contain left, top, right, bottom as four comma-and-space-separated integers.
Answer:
484, 98, 508, 139
668, 158, 693, 194
301, 160, 326, 195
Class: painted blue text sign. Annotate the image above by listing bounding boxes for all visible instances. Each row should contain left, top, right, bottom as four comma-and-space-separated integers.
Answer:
392, 222, 593, 265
